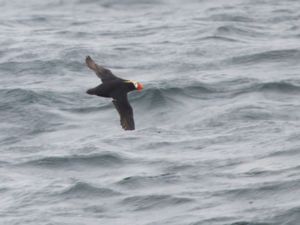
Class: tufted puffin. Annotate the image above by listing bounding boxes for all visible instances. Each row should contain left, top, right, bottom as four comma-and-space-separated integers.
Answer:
85, 56, 143, 130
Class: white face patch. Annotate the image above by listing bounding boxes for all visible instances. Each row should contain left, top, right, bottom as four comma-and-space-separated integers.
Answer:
133, 81, 138, 89
125, 80, 139, 89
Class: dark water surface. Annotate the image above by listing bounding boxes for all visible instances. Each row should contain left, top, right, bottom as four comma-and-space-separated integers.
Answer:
1, 0, 300, 224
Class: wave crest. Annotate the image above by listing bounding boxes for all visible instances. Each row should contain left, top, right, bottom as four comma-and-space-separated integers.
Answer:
59, 182, 121, 198
20, 152, 127, 168
121, 194, 193, 211
228, 49, 300, 65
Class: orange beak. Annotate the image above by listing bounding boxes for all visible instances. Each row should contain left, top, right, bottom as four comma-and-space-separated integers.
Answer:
137, 82, 143, 91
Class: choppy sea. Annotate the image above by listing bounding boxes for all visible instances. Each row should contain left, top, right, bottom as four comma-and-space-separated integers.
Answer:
1, 0, 300, 224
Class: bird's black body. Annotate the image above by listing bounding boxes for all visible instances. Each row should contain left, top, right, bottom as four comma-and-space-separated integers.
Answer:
87, 80, 135, 98
85, 56, 141, 130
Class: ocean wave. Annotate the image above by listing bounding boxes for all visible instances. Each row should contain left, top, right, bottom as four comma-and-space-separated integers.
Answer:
229, 222, 272, 225
0, 160, 10, 167
77, 0, 160, 8
208, 14, 254, 23
214, 178, 300, 199
121, 194, 193, 211
0, 187, 9, 193
215, 25, 264, 38
0, 88, 99, 114
0, 88, 71, 108
229, 80, 300, 99
199, 35, 243, 43
130, 81, 214, 102
0, 89, 67, 138
62, 105, 111, 113
227, 106, 272, 121
117, 173, 179, 188
257, 81, 300, 93
131, 80, 300, 106
192, 219, 272, 225
270, 206, 300, 225
227, 49, 300, 65
59, 181, 121, 198
0, 59, 83, 74
20, 152, 127, 168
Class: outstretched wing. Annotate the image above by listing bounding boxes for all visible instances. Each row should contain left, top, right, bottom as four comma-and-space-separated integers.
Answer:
85, 56, 121, 82
112, 95, 135, 131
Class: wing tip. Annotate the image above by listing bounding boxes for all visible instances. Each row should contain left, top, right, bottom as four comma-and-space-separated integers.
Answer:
85, 55, 97, 71
113, 100, 135, 131
85, 55, 92, 63
123, 126, 135, 131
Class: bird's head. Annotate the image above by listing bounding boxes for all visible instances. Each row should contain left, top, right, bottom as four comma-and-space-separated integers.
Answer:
125, 80, 143, 92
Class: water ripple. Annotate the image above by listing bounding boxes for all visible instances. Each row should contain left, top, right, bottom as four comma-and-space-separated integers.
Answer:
20, 152, 128, 168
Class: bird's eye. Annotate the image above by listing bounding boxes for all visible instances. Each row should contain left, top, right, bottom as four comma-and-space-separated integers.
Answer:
133, 82, 138, 89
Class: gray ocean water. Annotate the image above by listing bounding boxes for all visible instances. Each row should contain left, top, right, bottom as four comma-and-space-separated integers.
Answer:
1, 0, 300, 224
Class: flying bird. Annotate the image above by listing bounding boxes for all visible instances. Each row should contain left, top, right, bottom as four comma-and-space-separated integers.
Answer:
85, 56, 143, 130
